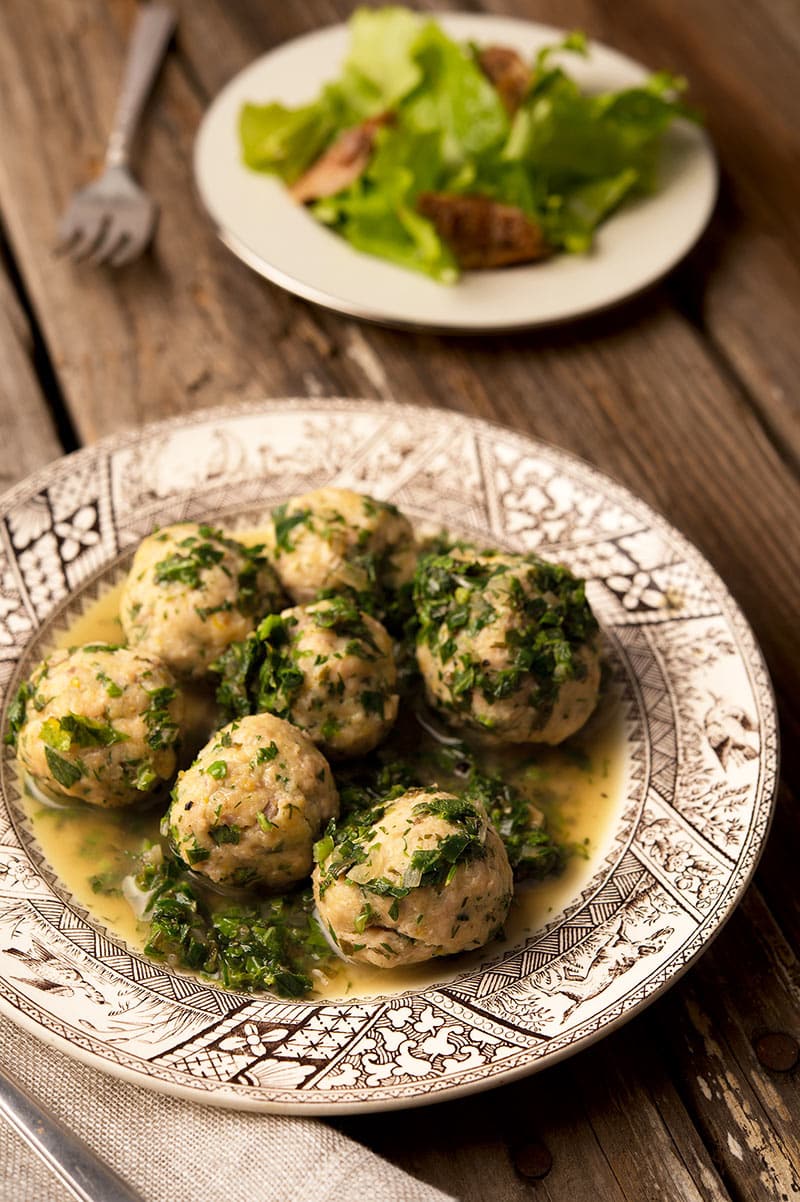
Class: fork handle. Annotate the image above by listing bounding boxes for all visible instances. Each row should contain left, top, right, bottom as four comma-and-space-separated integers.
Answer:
105, 4, 177, 169
0, 1060, 143, 1202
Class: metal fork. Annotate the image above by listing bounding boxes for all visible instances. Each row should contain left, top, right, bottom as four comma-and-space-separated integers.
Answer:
0, 1059, 143, 1202
57, 4, 177, 267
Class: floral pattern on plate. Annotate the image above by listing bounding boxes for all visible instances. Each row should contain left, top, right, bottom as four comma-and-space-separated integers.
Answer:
0, 400, 777, 1112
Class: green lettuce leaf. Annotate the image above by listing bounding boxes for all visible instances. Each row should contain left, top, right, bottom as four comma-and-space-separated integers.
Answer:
239, 9, 699, 271
313, 126, 458, 283
239, 99, 337, 182
541, 167, 640, 252
402, 20, 509, 162
343, 6, 426, 108
506, 67, 692, 190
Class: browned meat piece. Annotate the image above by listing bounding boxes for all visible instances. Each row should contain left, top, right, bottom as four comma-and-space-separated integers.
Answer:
290, 114, 390, 204
417, 193, 550, 269
477, 45, 532, 116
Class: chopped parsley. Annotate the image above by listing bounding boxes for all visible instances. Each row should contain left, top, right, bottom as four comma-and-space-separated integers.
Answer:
332, 737, 568, 884
89, 871, 121, 896
143, 686, 180, 751
154, 525, 272, 615
360, 689, 386, 717
186, 841, 211, 865
272, 504, 310, 552
96, 670, 123, 698
404, 795, 486, 888
414, 551, 598, 725
309, 594, 379, 650
139, 856, 333, 997
440, 744, 567, 879
213, 614, 304, 722
271, 496, 413, 631
44, 745, 84, 790
320, 716, 340, 742
5, 682, 32, 747
210, 823, 240, 845
256, 741, 279, 763
133, 761, 158, 792
154, 537, 225, 588
40, 713, 128, 749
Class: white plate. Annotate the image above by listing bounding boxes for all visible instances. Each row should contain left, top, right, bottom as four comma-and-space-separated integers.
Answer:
0, 400, 777, 1113
194, 14, 718, 332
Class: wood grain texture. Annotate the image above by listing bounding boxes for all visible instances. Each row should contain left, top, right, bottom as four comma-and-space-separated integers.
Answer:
343, 1012, 736, 1202
471, 0, 800, 468
0, 264, 63, 487
0, 2, 798, 1199
4, 0, 799, 698
655, 888, 800, 1198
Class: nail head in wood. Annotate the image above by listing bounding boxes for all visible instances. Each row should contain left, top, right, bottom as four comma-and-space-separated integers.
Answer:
512, 1140, 553, 1180
753, 1031, 799, 1072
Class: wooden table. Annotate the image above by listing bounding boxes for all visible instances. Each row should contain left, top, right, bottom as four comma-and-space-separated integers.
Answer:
1, 1, 798, 1198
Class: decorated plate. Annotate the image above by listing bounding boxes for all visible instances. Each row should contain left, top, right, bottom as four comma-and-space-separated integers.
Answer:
0, 401, 776, 1113
193, 14, 717, 333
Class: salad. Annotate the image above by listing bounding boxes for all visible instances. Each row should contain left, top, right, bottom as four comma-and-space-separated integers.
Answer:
239, 8, 697, 282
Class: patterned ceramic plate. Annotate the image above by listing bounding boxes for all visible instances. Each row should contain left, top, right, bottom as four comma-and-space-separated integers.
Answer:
0, 401, 777, 1114
194, 14, 717, 332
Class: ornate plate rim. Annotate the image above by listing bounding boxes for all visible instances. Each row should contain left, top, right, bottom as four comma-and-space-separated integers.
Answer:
0, 398, 778, 1114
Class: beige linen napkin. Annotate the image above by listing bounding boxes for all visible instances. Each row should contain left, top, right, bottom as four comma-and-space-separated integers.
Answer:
0, 1017, 455, 1202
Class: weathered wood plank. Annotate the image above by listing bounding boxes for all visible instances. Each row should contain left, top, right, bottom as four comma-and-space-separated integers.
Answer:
0, 0, 354, 440
473, 0, 800, 465
655, 891, 800, 1200
170, 1, 800, 979
1, 3, 799, 1199
341, 1013, 735, 1202
689, 227, 800, 469
0, 264, 63, 487
163, 0, 800, 704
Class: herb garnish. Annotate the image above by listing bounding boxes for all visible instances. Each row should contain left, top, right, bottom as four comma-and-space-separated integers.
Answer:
138, 856, 333, 998
314, 784, 486, 902
153, 525, 271, 615
96, 670, 123, 698
154, 537, 225, 589
213, 614, 304, 722
256, 741, 279, 763
143, 686, 180, 751
44, 745, 84, 790
414, 551, 597, 723
272, 504, 311, 553
40, 713, 128, 749
5, 681, 32, 747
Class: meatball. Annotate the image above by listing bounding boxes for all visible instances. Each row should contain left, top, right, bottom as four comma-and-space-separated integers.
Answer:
313, 788, 513, 967
167, 713, 339, 890
121, 523, 283, 679
285, 599, 399, 756
15, 644, 183, 808
270, 488, 416, 615
214, 595, 398, 758
414, 552, 600, 745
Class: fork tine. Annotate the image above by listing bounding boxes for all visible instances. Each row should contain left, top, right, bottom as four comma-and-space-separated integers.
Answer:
57, 207, 110, 262
72, 215, 112, 263
55, 203, 88, 253
110, 209, 157, 266
86, 217, 126, 267
108, 234, 140, 268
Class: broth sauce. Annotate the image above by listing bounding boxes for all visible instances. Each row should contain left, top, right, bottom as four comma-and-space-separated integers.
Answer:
21, 571, 629, 1001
